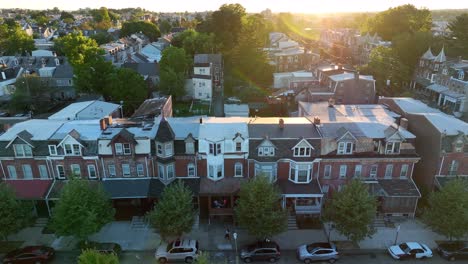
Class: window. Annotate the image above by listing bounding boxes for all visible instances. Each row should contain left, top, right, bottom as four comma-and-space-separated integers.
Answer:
7, 166, 17, 179
158, 164, 165, 178
459, 70, 465, 80
290, 163, 312, 183
87, 165, 97, 179
354, 165, 362, 178
121, 164, 130, 177
185, 142, 194, 154
108, 165, 116, 177
123, 143, 131, 155
157, 143, 163, 155
187, 163, 195, 177
400, 164, 409, 179
71, 164, 81, 176
209, 143, 222, 156
236, 142, 242, 152
137, 164, 144, 177
454, 140, 463, 152
13, 144, 33, 157
56, 165, 65, 179
385, 142, 401, 154
385, 165, 393, 179
39, 165, 48, 179
449, 160, 459, 175
338, 184, 344, 192
258, 146, 275, 156
255, 163, 277, 182
322, 185, 329, 193
167, 164, 175, 180
324, 165, 331, 179
22, 165, 33, 179
165, 143, 173, 156
115, 143, 123, 154
370, 165, 378, 178
339, 165, 347, 178
294, 147, 311, 157
337, 142, 353, 154
48, 145, 57, 156
64, 144, 80, 155
208, 164, 223, 180
234, 162, 243, 177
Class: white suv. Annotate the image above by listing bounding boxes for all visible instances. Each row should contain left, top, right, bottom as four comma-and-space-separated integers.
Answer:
155, 239, 200, 263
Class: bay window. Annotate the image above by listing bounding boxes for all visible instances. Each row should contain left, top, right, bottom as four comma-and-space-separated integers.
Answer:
385, 141, 401, 154
289, 162, 312, 183
255, 163, 277, 182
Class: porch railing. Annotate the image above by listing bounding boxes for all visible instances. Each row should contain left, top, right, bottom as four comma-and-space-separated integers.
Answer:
295, 205, 321, 214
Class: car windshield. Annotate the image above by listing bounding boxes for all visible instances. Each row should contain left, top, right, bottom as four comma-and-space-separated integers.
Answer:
166, 243, 174, 252
247, 245, 257, 252
399, 243, 409, 252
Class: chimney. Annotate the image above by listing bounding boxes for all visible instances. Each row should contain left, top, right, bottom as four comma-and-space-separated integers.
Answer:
104, 116, 113, 126
328, 98, 335, 107
399, 118, 408, 130
99, 118, 107, 131
313, 116, 321, 125
199, 117, 203, 124
279, 118, 285, 129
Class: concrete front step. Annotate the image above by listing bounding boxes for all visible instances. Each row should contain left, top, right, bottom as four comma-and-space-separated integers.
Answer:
34, 218, 49, 227
287, 215, 298, 230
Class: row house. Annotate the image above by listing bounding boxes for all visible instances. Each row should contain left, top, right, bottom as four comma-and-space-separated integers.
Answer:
299, 102, 421, 217
380, 97, 468, 191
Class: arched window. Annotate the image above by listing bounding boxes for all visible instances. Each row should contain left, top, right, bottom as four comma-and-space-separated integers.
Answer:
187, 163, 195, 177
234, 162, 243, 177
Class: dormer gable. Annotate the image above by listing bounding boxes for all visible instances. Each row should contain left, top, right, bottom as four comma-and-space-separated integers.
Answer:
5, 130, 34, 149
233, 132, 244, 142
155, 118, 175, 143
58, 134, 83, 156
257, 138, 276, 157
108, 128, 137, 145
292, 138, 314, 157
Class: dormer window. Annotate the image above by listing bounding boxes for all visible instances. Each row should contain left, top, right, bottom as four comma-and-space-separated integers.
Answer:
434, 63, 439, 71
186, 142, 194, 154
115, 143, 131, 155
236, 142, 242, 152
454, 140, 463, 153
14, 144, 33, 158
293, 139, 313, 157
385, 141, 401, 154
156, 142, 174, 158
48, 145, 57, 156
442, 68, 448, 75
459, 70, 465, 80
337, 142, 354, 154
64, 143, 81, 156
258, 147, 275, 157
209, 143, 222, 156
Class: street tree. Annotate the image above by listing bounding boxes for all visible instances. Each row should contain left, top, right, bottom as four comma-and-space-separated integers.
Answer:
158, 19, 172, 34
9, 75, 51, 113
209, 4, 246, 52
120, 21, 161, 42
0, 21, 34, 56
235, 176, 287, 239
424, 178, 468, 240
91, 7, 112, 30
53, 32, 104, 66
147, 181, 195, 240
0, 183, 33, 241
324, 180, 377, 243
50, 178, 115, 241
159, 46, 191, 99
78, 249, 119, 264
448, 13, 468, 57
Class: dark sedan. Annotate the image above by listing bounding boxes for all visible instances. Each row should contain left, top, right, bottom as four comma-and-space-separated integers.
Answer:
3, 246, 55, 264
437, 241, 468, 261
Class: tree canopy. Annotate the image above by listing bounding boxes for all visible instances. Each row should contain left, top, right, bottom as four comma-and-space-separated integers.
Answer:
120, 21, 161, 42
54, 33, 104, 66
448, 13, 468, 57
50, 178, 115, 240
78, 249, 119, 264
0, 183, 33, 240
147, 181, 195, 240
0, 20, 34, 56
171, 30, 219, 58
235, 176, 287, 239
159, 46, 191, 99
91, 7, 112, 30
424, 178, 468, 240
9, 75, 51, 114
324, 180, 376, 243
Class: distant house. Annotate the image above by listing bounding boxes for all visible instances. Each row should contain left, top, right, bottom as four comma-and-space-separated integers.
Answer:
48, 100, 122, 120
122, 62, 160, 85
193, 54, 224, 117
140, 42, 163, 62
131, 96, 172, 120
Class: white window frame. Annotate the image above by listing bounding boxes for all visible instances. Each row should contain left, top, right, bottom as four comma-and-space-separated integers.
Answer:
136, 164, 144, 177
122, 164, 131, 177
39, 165, 48, 179
385, 164, 393, 179
449, 160, 459, 175
123, 143, 131, 155
108, 164, 116, 177
158, 164, 165, 179
87, 165, 97, 179
56, 165, 65, 179
293, 147, 311, 157
208, 164, 224, 181
254, 163, 277, 182
22, 164, 33, 179
165, 143, 173, 156
385, 141, 401, 154
258, 146, 275, 157
354, 165, 362, 178
7, 165, 17, 179
187, 163, 195, 177
370, 165, 378, 178
337, 142, 353, 154
209, 143, 222, 156
115, 143, 123, 155
48, 145, 57, 156
13, 144, 33, 157
324, 165, 331, 179
71, 164, 81, 177
454, 140, 463, 153
322, 184, 329, 193
400, 164, 409, 179
167, 164, 175, 180
236, 142, 242, 152
339, 165, 347, 178
64, 143, 81, 156
289, 163, 312, 183
234, 162, 243, 177
185, 142, 195, 154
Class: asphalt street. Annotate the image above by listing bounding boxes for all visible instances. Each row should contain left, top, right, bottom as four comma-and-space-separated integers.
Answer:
50, 250, 456, 264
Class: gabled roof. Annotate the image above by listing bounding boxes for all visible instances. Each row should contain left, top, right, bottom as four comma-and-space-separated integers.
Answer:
155, 118, 175, 142
0, 119, 66, 141
434, 46, 446, 63
421, 47, 435, 60
109, 128, 137, 145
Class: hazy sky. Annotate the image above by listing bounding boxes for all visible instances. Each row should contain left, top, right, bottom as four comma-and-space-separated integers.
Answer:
1, 0, 467, 13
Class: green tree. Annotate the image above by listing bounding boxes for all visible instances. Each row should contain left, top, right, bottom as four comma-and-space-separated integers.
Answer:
78, 249, 119, 264
91, 7, 112, 30
0, 183, 33, 241
209, 3, 246, 51
172, 30, 219, 58
50, 178, 115, 240
60, 11, 75, 21
159, 19, 172, 34
159, 46, 191, 99
147, 181, 195, 240
448, 13, 468, 57
367, 4, 432, 41
235, 176, 287, 239
0, 21, 34, 55
324, 180, 377, 243
90, 32, 114, 45
53, 32, 103, 66
30, 11, 49, 27
424, 178, 468, 240
104, 68, 147, 115
10, 75, 51, 113
120, 21, 161, 42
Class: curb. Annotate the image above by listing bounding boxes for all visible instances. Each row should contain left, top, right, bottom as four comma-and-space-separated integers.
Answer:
340, 248, 387, 255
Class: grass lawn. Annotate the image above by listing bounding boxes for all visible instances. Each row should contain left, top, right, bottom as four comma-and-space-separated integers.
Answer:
0, 241, 24, 253
173, 102, 210, 117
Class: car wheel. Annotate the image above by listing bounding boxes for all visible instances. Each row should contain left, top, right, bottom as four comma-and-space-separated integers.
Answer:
158, 257, 168, 264
243, 257, 252, 263
328, 258, 337, 263
449, 256, 455, 261
304, 259, 311, 264
185, 257, 194, 263
269, 257, 277, 262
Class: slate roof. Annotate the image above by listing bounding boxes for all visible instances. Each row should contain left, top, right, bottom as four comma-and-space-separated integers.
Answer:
194, 54, 222, 64
277, 180, 322, 196
122, 62, 159, 76
435, 176, 468, 189
102, 178, 151, 199
366, 180, 420, 197
47, 180, 101, 200
248, 117, 320, 139
5, 180, 53, 199
155, 118, 175, 142
53, 63, 74, 78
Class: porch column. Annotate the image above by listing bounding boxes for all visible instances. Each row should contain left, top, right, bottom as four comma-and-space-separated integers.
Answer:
208, 196, 212, 225
281, 195, 286, 209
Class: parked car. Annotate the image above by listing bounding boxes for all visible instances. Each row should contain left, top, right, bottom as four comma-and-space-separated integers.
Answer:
296, 242, 339, 263
240, 240, 281, 263
3, 246, 55, 264
437, 241, 468, 261
155, 239, 200, 263
387, 242, 433, 260
79, 241, 122, 257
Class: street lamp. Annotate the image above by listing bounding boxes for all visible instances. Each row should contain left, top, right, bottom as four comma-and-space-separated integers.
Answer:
120, 100, 124, 118
233, 231, 239, 264
394, 224, 401, 245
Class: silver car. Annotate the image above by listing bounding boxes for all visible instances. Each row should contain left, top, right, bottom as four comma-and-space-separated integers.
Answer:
155, 239, 200, 263
296, 242, 339, 263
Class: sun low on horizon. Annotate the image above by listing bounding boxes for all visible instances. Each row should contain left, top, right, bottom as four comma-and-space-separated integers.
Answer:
1, 0, 467, 13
